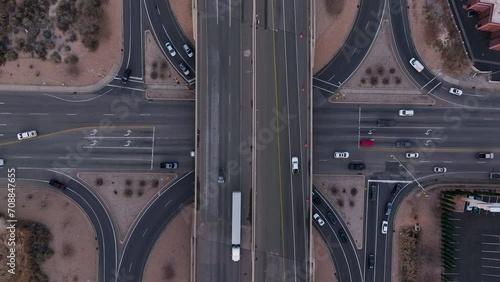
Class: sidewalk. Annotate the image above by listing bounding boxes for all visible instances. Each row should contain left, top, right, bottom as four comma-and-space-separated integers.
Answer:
0, 63, 119, 94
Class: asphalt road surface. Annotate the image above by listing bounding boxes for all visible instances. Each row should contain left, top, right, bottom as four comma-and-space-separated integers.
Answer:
253, 0, 310, 280
194, 0, 253, 281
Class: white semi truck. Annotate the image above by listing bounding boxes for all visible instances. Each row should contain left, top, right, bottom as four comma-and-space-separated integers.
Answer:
232, 192, 241, 262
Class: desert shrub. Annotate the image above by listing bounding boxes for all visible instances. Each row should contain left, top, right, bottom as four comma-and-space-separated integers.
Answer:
50, 51, 61, 63
152, 179, 159, 188
33, 41, 47, 59
151, 70, 158, 79
325, 0, 345, 16
81, 35, 98, 51
67, 31, 78, 42
15, 37, 26, 49
124, 188, 133, 197
382, 77, 390, 85
64, 53, 78, 64
376, 65, 385, 75
44, 39, 55, 50
64, 44, 71, 51
365, 67, 372, 75
95, 178, 103, 186
370, 76, 378, 85
56, 0, 78, 32
4, 49, 17, 61
42, 29, 52, 39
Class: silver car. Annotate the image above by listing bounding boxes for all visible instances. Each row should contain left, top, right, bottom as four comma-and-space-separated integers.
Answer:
165, 42, 176, 57
179, 63, 190, 76
183, 44, 194, 58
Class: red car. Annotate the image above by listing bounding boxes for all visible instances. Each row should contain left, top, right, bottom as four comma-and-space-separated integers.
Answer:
360, 139, 374, 146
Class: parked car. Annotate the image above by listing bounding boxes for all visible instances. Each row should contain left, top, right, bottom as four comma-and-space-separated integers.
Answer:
334, 151, 349, 158
121, 68, 131, 83
326, 212, 337, 225
449, 87, 463, 96
490, 173, 500, 179
396, 141, 412, 148
409, 58, 424, 72
160, 162, 178, 169
399, 109, 414, 116
183, 44, 194, 57
360, 140, 374, 146
406, 152, 419, 158
49, 179, 66, 190
291, 157, 299, 174
165, 42, 176, 56
339, 229, 348, 243
348, 163, 365, 170
381, 220, 388, 234
0, 158, 4, 166
218, 168, 225, 183
313, 213, 325, 226
434, 166, 447, 173
17, 130, 37, 140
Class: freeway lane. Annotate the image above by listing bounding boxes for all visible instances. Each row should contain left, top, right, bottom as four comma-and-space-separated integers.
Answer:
118, 171, 194, 281
195, 0, 253, 281
254, 0, 310, 280
313, 0, 384, 95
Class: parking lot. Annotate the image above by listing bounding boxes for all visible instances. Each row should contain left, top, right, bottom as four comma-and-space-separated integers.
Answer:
447, 196, 500, 281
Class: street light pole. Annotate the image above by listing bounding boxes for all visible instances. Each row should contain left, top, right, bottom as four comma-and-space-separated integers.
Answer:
390, 155, 427, 195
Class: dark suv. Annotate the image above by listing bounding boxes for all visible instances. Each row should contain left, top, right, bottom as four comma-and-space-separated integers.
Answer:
392, 183, 403, 194
160, 162, 178, 169
339, 229, 348, 243
312, 192, 321, 205
121, 69, 131, 83
377, 119, 395, 127
368, 254, 375, 269
49, 179, 66, 190
326, 212, 337, 224
348, 163, 366, 170
396, 141, 412, 148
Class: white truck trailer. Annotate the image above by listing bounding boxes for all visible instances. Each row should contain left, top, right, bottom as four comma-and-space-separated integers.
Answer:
231, 192, 241, 262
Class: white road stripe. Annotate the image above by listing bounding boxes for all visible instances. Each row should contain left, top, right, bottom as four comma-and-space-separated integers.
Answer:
29, 113, 49, 115
83, 146, 152, 150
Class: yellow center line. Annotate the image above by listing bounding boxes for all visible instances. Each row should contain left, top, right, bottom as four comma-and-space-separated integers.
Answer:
0, 125, 153, 147
270, 0, 287, 280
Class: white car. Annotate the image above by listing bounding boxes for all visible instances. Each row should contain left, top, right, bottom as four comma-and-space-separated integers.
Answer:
165, 42, 176, 57
0, 158, 4, 166
381, 221, 388, 234
17, 130, 37, 140
434, 167, 447, 173
406, 152, 419, 159
183, 44, 194, 58
399, 109, 414, 116
449, 87, 463, 96
291, 157, 299, 174
334, 152, 349, 159
313, 213, 325, 226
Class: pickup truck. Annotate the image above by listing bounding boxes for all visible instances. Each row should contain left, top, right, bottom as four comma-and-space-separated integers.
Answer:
477, 153, 494, 159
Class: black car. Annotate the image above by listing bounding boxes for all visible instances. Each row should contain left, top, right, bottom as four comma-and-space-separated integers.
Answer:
160, 162, 178, 169
312, 192, 321, 205
396, 141, 412, 148
392, 183, 403, 194
326, 212, 337, 224
368, 254, 375, 269
369, 184, 377, 201
339, 229, 348, 243
121, 68, 131, 83
376, 119, 395, 127
49, 179, 66, 190
348, 163, 366, 170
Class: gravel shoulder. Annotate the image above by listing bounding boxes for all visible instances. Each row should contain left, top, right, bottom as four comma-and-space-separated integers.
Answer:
143, 204, 192, 282
78, 172, 176, 242
0, 186, 96, 282
313, 175, 365, 249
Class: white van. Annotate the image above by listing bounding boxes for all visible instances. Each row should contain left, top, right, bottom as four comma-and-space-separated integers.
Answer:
409, 58, 424, 72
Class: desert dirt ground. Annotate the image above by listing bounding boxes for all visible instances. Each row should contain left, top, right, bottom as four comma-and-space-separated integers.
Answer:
313, 0, 359, 74
0, 186, 96, 282
312, 229, 336, 281
169, 0, 195, 45
345, 20, 414, 90
392, 188, 442, 282
0, 0, 121, 87
144, 30, 195, 100
313, 175, 365, 249
143, 204, 193, 282
78, 172, 176, 242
